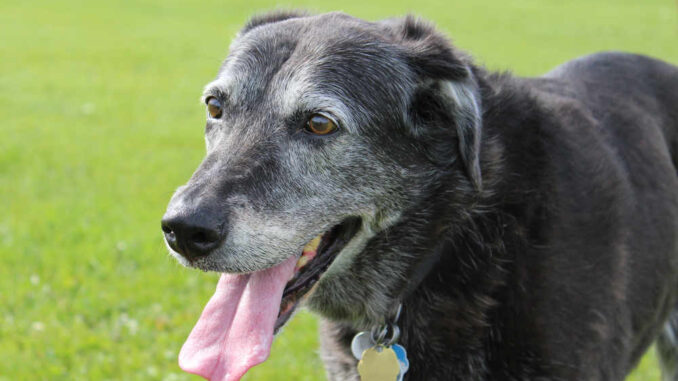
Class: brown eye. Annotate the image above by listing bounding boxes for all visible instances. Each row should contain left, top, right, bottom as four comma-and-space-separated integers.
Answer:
206, 97, 222, 119
305, 114, 338, 135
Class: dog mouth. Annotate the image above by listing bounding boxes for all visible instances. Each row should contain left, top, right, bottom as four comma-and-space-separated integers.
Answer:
177, 216, 363, 380
275, 216, 362, 332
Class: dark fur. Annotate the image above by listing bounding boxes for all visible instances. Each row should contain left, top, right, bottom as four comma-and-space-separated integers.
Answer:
164, 12, 678, 380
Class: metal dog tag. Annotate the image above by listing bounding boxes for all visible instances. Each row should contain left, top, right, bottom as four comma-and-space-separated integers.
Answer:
351, 331, 375, 360
357, 346, 401, 381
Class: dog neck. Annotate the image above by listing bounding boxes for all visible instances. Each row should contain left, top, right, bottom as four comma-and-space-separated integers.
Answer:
319, 69, 554, 380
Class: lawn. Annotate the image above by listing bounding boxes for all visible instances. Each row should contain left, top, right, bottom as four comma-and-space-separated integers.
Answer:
0, 0, 675, 379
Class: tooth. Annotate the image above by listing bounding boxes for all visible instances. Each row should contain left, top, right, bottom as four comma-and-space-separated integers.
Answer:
296, 255, 311, 269
303, 235, 322, 254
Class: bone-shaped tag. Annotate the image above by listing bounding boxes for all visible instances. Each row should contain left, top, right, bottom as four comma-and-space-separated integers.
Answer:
357, 346, 400, 381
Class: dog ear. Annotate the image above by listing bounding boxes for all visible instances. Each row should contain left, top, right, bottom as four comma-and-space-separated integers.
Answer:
240, 10, 308, 34
389, 16, 482, 190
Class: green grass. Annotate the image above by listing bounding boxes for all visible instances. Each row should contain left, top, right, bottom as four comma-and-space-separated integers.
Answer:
0, 0, 675, 379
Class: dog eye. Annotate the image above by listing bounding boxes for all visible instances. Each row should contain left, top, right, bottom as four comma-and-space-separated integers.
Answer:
305, 114, 338, 135
206, 97, 222, 119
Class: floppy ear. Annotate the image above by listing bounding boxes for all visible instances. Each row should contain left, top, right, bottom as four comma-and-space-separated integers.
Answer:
438, 80, 482, 190
389, 16, 482, 190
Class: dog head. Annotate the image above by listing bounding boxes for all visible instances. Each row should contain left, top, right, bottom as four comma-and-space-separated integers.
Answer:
162, 11, 482, 327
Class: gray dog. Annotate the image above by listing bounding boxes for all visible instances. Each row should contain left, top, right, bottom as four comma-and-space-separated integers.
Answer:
162, 11, 678, 381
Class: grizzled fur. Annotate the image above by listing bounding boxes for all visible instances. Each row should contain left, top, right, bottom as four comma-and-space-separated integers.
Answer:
163, 11, 678, 380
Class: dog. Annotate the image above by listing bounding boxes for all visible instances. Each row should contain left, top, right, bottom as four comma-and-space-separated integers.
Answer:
161, 11, 678, 380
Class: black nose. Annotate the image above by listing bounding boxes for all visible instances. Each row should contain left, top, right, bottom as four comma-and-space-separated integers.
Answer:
161, 212, 223, 260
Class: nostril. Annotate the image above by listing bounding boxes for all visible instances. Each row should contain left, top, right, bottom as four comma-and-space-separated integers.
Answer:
161, 222, 173, 235
190, 229, 217, 245
180, 225, 221, 260
192, 231, 206, 243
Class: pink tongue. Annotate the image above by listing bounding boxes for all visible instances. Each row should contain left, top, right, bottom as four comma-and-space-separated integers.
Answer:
178, 255, 297, 381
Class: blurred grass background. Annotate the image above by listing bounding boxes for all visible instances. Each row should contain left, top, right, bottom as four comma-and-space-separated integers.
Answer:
0, 0, 676, 379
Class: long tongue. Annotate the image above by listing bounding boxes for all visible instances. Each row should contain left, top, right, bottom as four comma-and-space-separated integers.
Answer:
178, 255, 297, 381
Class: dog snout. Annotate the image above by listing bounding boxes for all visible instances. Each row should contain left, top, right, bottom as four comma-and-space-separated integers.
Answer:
161, 210, 224, 260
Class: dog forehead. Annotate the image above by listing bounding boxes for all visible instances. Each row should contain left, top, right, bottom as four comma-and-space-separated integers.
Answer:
206, 14, 414, 126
